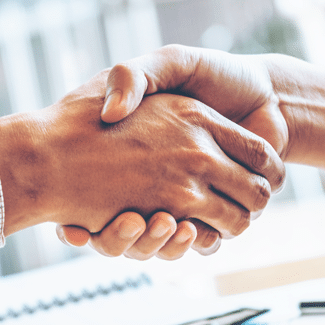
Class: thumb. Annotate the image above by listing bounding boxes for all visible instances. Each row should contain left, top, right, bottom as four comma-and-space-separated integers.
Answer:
101, 45, 199, 123
56, 225, 91, 247
101, 64, 148, 123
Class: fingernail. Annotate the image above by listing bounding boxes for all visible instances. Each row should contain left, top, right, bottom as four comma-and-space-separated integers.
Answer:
149, 221, 169, 239
118, 220, 141, 239
63, 226, 90, 247
103, 91, 122, 116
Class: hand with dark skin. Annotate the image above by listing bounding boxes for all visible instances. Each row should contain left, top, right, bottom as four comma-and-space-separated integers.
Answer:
100, 45, 325, 166
101, 45, 288, 156
58, 62, 284, 259
0, 69, 284, 259
61, 45, 325, 259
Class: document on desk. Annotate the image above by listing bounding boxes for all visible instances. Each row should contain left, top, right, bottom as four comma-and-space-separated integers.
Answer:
0, 255, 201, 325
0, 256, 160, 325
2, 254, 325, 325
0, 255, 238, 325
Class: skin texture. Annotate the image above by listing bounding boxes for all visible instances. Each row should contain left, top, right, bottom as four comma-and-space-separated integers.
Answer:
0, 69, 284, 260
101, 46, 288, 158
59, 47, 288, 258
101, 45, 325, 165
62, 45, 325, 259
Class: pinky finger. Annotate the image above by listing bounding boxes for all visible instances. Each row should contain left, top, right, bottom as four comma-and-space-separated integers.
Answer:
156, 221, 197, 260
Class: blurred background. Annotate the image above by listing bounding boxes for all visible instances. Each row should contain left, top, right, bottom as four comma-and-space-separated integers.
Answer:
0, 0, 325, 294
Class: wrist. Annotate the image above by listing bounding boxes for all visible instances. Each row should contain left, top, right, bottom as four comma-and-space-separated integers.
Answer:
262, 53, 325, 167
0, 112, 52, 236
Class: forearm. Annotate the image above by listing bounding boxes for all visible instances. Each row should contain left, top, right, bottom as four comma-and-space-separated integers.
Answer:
263, 54, 325, 168
0, 113, 50, 236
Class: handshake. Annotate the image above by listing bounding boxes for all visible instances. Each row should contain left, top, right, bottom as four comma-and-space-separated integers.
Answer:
2, 45, 324, 261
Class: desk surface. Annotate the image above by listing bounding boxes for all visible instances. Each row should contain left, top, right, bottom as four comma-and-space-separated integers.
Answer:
1, 198, 325, 324
0, 253, 325, 325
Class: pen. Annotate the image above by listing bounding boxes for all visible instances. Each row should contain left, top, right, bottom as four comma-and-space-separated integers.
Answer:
300, 302, 325, 315
179, 308, 269, 325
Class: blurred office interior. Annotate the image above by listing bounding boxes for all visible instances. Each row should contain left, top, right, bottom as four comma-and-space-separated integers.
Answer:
0, 0, 325, 287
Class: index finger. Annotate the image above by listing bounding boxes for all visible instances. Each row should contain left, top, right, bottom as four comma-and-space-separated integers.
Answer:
199, 102, 286, 193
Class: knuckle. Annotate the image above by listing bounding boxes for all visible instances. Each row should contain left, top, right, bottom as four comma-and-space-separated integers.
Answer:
184, 110, 202, 124
108, 62, 136, 87
160, 44, 184, 55
110, 62, 132, 77
170, 96, 203, 122
187, 150, 214, 176
237, 210, 251, 234
253, 177, 271, 210
197, 228, 220, 250
225, 209, 250, 238
172, 183, 205, 216
272, 164, 286, 193
249, 139, 270, 172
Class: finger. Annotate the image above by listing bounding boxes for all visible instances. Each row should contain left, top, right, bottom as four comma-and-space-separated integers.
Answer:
251, 209, 263, 221
183, 122, 271, 213
124, 212, 177, 261
189, 190, 251, 240
189, 219, 222, 256
206, 155, 271, 213
89, 212, 146, 257
155, 220, 197, 261
101, 64, 148, 123
201, 103, 286, 193
238, 101, 288, 194
101, 44, 198, 123
56, 224, 90, 247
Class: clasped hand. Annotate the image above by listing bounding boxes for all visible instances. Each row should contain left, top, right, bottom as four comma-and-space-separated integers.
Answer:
51, 68, 284, 260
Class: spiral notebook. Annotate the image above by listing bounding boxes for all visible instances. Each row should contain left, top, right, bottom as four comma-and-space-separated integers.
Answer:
0, 254, 236, 325
0, 272, 151, 324
2, 253, 216, 325
3, 253, 323, 325
0, 254, 271, 325
0, 255, 164, 325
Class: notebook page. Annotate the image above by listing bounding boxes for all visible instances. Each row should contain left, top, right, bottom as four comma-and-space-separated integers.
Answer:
0, 254, 223, 325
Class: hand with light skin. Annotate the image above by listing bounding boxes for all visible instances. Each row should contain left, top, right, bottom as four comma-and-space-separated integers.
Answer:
60, 44, 325, 258
0, 69, 284, 261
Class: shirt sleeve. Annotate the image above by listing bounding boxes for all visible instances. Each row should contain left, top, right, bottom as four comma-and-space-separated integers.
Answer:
0, 179, 5, 248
